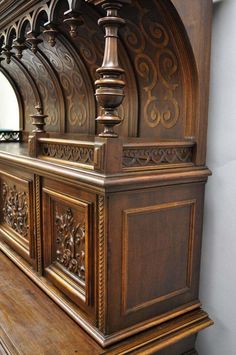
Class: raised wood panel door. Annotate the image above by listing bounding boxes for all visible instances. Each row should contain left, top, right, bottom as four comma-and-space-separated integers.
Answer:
106, 182, 205, 333
42, 178, 97, 321
0, 165, 35, 265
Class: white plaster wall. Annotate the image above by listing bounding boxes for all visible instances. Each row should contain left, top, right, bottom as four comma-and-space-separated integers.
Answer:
0, 71, 19, 129
197, 0, 236, 354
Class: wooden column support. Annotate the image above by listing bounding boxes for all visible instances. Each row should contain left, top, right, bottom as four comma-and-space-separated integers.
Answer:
28, 104, 48, 157
90, 0, 131, 138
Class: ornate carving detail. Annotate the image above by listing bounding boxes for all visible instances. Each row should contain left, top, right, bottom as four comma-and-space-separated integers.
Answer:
98, 195, 105, 331
26, 32, 43, 54
35, 175, 42, 274
2, 44, 13, 64
2, 182, 29, 238
121, 0, 182, 133
123, 146, 193, 168
21, 48, 61, 130
40, 37, 93, 132
12, 38, 27, 59
63, 12, 83, 38
40, 142, 94, 165
43, 24, 58, 47
0, 130, 22, 142
55, 208, 86, 282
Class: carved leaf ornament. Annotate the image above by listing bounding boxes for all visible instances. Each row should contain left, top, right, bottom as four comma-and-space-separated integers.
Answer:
55, 208, 86, 282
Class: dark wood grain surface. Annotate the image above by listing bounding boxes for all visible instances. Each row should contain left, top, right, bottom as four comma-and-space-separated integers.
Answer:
0, 0, 213, 352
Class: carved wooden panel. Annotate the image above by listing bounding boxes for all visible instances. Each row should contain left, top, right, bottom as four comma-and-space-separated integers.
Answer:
55, 206, 86, 283
39, 140, 95, 168
0, 169, 34, 264
42, 180, 96, 316
123, 143, 194, 170
2, 182, 29, 239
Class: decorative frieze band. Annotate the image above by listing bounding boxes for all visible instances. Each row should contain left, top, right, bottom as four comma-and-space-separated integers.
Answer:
123, 142, 194, 170
38, 138, 95, 168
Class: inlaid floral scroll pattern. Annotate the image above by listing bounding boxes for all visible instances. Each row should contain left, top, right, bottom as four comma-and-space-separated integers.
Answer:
55, 207, 86, 282
122, 0, 180, 130
2, 182, 29, 238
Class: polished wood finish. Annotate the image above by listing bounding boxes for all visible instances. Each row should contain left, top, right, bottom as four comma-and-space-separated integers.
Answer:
0, 251, 211, 354
0, 0, 213, 353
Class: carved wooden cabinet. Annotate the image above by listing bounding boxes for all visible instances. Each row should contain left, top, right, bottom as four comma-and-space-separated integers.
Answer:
0, 0, 213, 354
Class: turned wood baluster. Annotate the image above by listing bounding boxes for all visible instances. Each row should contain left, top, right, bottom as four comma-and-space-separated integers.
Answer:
30, 104, 48, 133
94, 0, 130, 138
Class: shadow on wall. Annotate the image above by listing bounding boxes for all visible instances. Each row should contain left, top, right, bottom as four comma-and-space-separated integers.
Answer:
196, 1, 236, 354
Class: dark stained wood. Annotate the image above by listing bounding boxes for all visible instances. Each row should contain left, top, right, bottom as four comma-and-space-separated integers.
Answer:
0, 0, 213, 352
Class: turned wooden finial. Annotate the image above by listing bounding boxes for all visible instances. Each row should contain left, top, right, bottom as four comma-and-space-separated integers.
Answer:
43, 23, 58, 47
63, 12, 83, 38
2, 44, 13, 64
26, 32, 43, 54
12, 38, 27, 59
90, 0, 130, 138
30, 103, 48, 133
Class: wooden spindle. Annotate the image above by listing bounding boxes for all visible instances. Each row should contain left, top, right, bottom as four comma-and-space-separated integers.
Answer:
89, 0, 131, 138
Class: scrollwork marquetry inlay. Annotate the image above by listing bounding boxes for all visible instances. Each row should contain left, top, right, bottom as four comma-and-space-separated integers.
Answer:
55, 208, 86, 282
39, 36, 94, 133
21, 48, 60, 130
2, 182, 29, 238
121, 0, 182, 134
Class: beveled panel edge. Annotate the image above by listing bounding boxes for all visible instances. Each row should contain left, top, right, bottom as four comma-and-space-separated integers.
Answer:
0, 170, 34, 261
121, 199, 197, 315
42, 187, 92, 306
